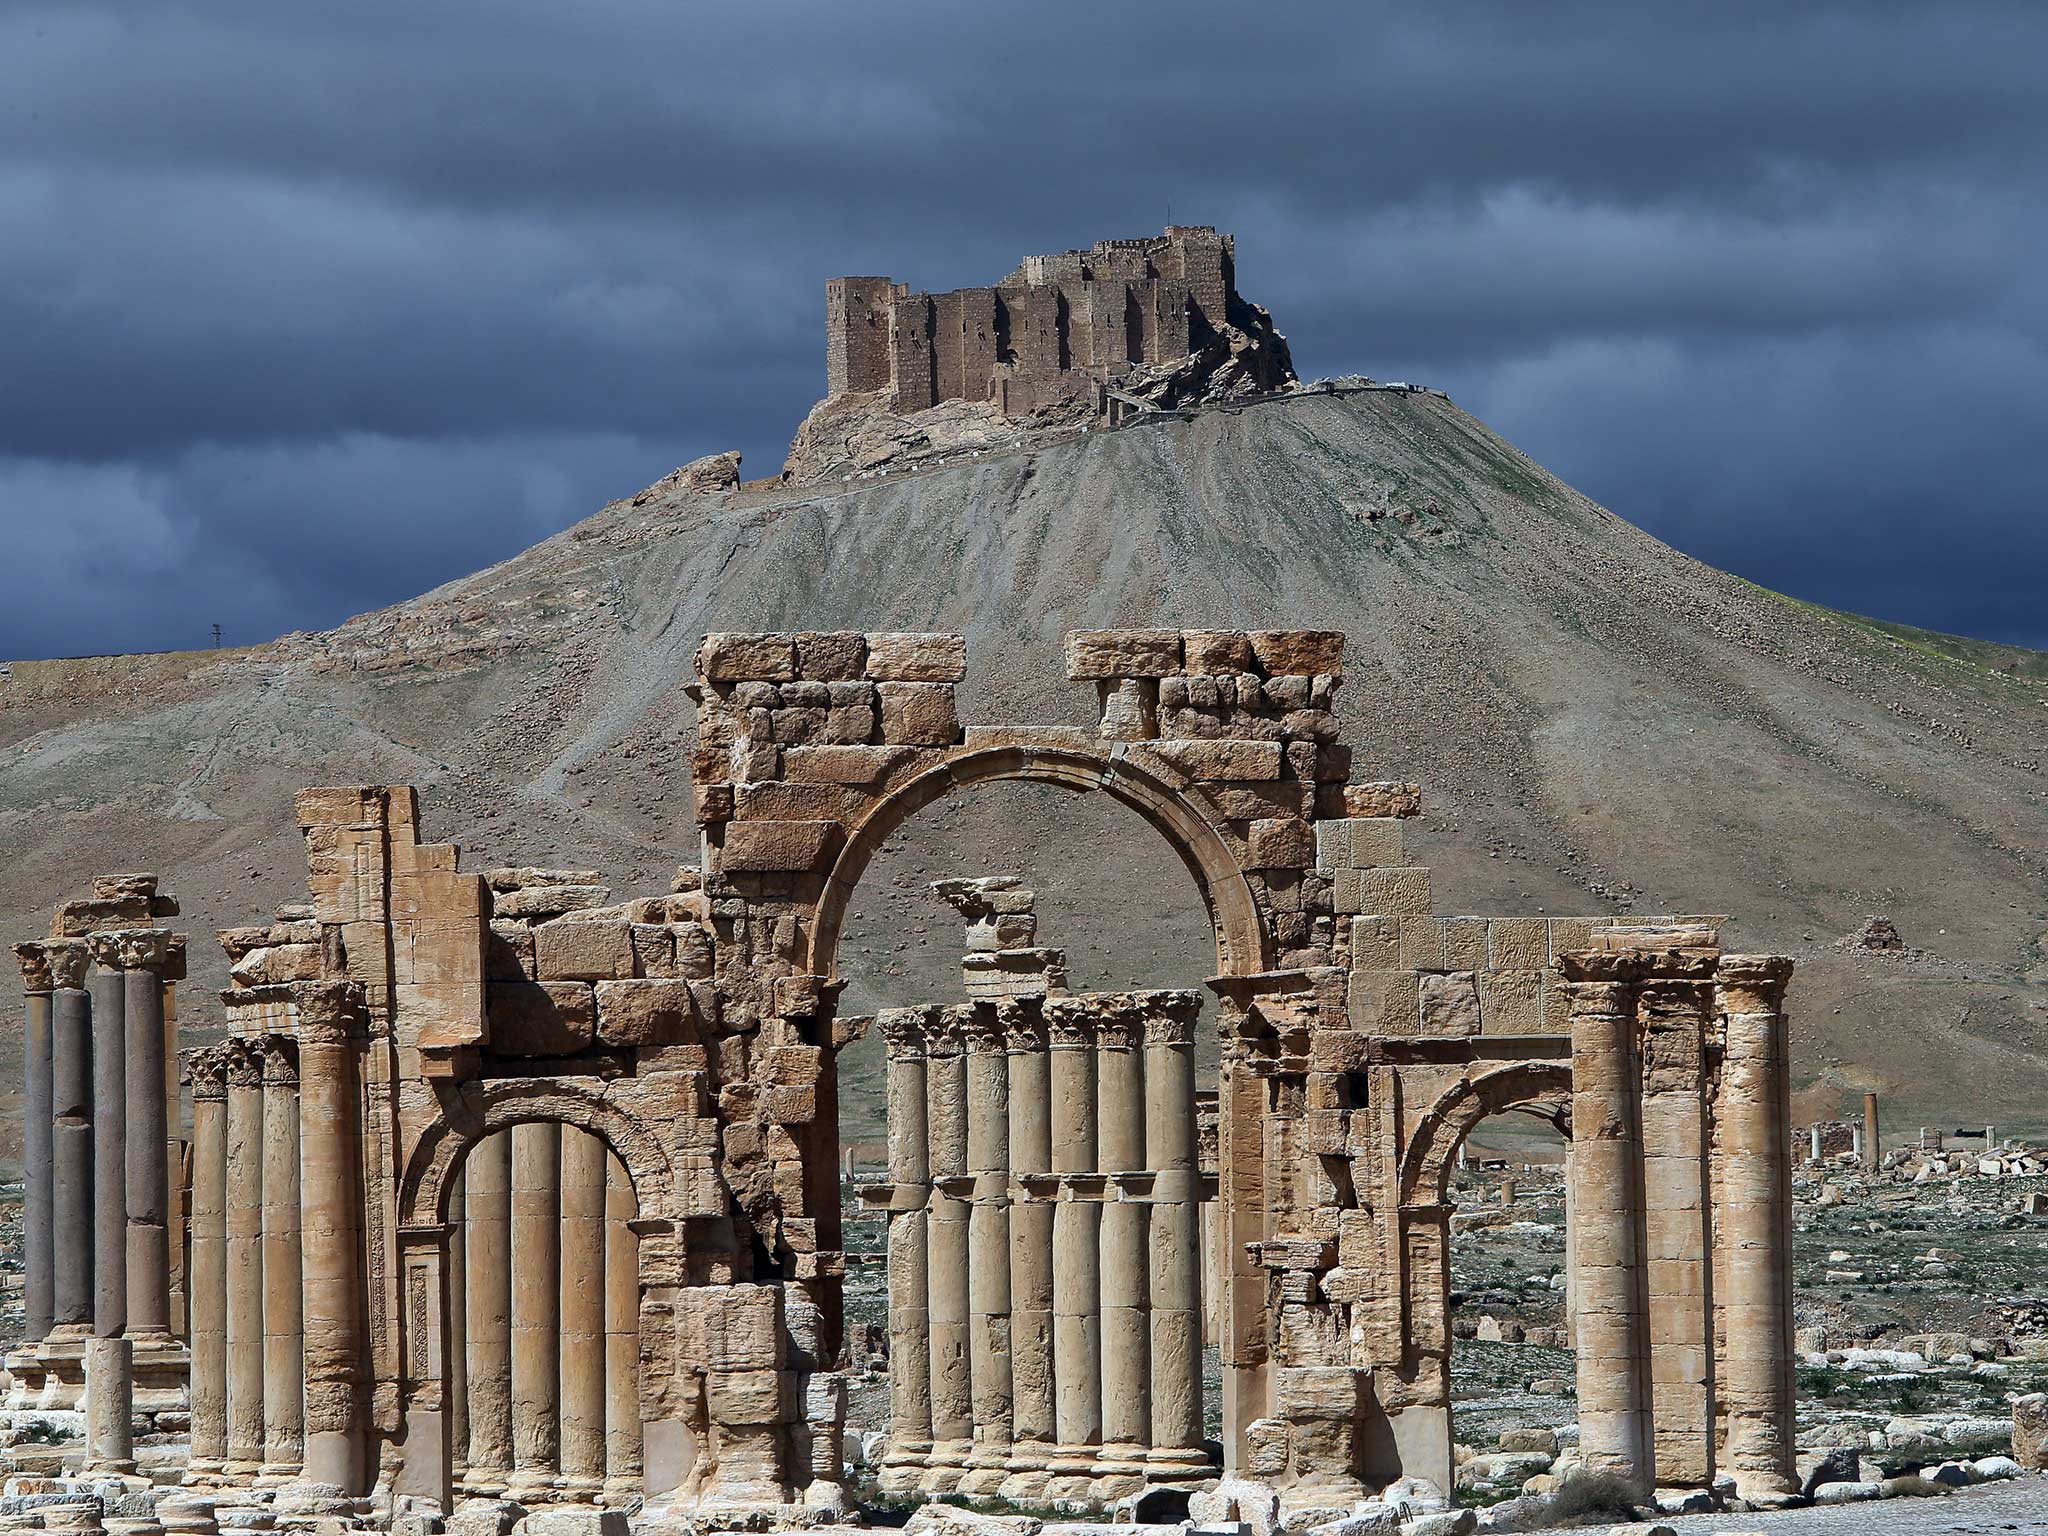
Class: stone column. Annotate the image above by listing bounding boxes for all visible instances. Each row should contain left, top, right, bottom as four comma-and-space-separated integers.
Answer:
1714, 956, 1799, 1501
447, 1176, 468, 1485
260, 1039, 305, 1481
88, 939, 128, 1340
1046, 1006, 1101, 1497
1862, 1091, 1881, 1170
878, 1010, 933, 1494
464, 1131, 514, 1494
42, 943, 93, 1416
1001, 1002, 1055, 1499
1095, 1005, 1150, 1491
14, 946, 55, 1349
960, 1008, 1013, 1494
923, 1008, 973, 1489
558, 1127, 609, 1500
223, 1041, 266, 1476
121, 932, 174, 1341
602, 1155, 643, 1503
294, 981, 368, 1494
1560, 952, 1653, 1495
1637, 968, 1716, 1488
184, 1050, 230, 1482
83, 940, 137, 1477
1144, 996, 1207, 1474
509, 1120, 562, 1499
84, 1335, 136, 1474
48, 943, 94, 1340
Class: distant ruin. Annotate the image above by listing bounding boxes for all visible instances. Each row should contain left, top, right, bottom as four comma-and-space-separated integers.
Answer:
824, 228, 1294, 419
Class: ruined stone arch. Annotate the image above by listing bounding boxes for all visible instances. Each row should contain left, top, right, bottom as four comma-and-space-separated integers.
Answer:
398, 1076, 678, 1230
1397, 1059, 1573, 1210
807, 743, 1273, 980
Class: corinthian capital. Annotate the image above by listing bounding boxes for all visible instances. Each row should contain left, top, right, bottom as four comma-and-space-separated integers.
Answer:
13, 942, 55, 994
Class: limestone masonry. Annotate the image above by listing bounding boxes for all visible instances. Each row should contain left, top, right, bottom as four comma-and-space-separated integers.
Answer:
0, 628, 1816, 1536
825, 228, 1293, 418
783, 230, 1296, 482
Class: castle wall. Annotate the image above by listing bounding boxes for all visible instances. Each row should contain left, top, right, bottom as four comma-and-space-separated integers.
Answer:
826, 227, 1265, 421
825, 277, 896, 396
932, 287, 998, 406
890, 293, 937, 413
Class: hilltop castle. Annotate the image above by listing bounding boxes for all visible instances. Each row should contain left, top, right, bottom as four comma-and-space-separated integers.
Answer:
823, 226, 1293, 419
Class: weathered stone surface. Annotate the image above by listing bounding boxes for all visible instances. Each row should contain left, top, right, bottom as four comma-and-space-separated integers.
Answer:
593, 979, 706, 1047
877, 682, 959, 746
698, 633, 797, 682
721, 820, 844, 873
1141, 738, 1283, 781
1248, 629, 1344, 676
534, 919, 635, 982
486, 980, 596, 1055
865, 633, 967, 682
1063, 630, 1182, 679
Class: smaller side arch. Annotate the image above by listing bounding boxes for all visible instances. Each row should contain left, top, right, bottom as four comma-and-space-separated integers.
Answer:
1397, 1060, 1572, 1209
399, 1077, 680, 1229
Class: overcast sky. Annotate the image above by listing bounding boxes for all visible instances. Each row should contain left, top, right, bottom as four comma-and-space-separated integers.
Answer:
4, 2, 2043, 659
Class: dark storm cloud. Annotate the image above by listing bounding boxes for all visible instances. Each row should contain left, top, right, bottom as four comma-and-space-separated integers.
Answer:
3, 0, 2044, 655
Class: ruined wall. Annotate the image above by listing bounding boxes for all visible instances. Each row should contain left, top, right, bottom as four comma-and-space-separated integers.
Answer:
820, 227, 1277, 420
8, 627, 1800, 1524
825, 277, 897, 397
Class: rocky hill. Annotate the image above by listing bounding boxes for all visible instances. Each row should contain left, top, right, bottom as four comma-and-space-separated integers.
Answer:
2, 387, 2044, 1136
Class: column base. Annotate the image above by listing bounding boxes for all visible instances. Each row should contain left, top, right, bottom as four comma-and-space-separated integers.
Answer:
256, 1461, 305, 1487
1086, 1438, 1151, 1501
125, 1332, 190, 1416
5, 1344, 48, 1410
458, 1467, 512, 1499
956, 1464, 1011, 1496
1145, 1445, 1220, 1482
599, 1475, 645, 1507
996, 1469, 1052, 1503
502, 1470, 561, 1504
35, 1333, 88, 1413
552, 1474, 606, 1504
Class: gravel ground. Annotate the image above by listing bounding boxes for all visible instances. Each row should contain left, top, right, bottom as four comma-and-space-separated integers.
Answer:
1579, 1475, 2048, 1532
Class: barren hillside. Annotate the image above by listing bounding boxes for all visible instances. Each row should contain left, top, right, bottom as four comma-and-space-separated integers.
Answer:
2, 389, 2043, 1136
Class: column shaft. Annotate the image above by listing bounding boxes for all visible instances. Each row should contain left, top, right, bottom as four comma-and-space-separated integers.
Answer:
224, 1045, 266, 1473
186, 1055, 229, 1477
923, 1014, 973, 1483
1562, 959, 1653, 1495
123, 956, 171, 1337
961, 1015, 1012, 1491
1715, 957, 1798, 1498
509, 1120, 562, 1495
559, 1127, 609, 1496
84, 1335, 135, 1473
1096, 1014, 1149, 1478
1144, 1002, 1204, 1466
448, 1177, 468, 1478
296, 983, 367, 1493
22, 988, 54, 1343
1638, 979, 1715, 1487
88, 963, 127, 1337
260, 1042, 304, 1478
602, 1155, 643, 1498
464, 1131, 515, 1491
49, 981, 94, 1333
1004, 1007, 1055, 1486
1047, 1011, 1101, 1473
879, 1012, 932, 1488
